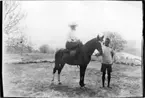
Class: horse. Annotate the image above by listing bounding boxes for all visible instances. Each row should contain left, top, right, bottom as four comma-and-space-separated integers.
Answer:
52, 35, 104, 87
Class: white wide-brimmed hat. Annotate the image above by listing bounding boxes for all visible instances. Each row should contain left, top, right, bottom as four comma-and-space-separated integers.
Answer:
69, 22, 78, 29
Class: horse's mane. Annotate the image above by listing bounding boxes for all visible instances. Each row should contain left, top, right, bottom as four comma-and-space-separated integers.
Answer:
84, 37, 97, 46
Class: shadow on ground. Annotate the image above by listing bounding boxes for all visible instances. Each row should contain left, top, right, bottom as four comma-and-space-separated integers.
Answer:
47, 82, 122, 97
48, 83, 100, 97
4, 59, 142, 97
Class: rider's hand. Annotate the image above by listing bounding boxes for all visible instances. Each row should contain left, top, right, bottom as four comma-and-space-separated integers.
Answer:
95, 53, 100, 57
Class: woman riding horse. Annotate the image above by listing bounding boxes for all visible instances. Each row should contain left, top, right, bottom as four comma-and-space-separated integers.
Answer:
52, 31, 104, 87
65, 23, 83, 63
52, 35, 104, 87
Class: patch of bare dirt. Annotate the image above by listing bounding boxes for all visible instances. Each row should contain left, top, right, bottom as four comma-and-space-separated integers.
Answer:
3, 60, 142, 97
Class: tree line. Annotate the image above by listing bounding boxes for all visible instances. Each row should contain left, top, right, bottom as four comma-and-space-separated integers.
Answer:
3, 1, 127, 55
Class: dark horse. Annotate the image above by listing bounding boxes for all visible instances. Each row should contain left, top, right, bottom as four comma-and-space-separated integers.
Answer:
52, 35, 104, 87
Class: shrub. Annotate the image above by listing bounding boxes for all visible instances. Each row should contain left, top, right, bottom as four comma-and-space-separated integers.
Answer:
39, 44, 54, 54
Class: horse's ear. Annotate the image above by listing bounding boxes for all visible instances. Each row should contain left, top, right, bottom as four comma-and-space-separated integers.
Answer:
96, 35, 100, 40
101, 35, 104, 40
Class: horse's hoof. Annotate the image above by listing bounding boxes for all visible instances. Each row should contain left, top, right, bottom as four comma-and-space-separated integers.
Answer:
80, 86, 87, 90
58, 82, 62, 85
51, 80, 54, 82
107, 86, 112, 89
80, 84, 85, 87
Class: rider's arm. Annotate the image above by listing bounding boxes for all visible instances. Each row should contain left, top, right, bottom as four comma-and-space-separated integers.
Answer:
95, 52, 102, 57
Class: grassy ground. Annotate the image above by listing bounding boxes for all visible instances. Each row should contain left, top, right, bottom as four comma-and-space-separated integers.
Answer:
3, 53, 142, 97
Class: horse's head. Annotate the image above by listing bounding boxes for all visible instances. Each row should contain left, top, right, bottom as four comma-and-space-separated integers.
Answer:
96, 34, 104, 42
94, 35, 104, 55
84, 34, 104, 56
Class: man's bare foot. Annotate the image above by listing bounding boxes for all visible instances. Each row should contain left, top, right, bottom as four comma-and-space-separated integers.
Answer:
107, 86, 112, 88
100, 86, 105, 88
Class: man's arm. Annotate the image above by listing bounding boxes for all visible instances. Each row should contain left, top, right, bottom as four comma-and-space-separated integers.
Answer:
111, 51, 114, 58
111, 50, 116, 63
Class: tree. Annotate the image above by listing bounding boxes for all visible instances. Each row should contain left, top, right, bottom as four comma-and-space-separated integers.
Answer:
39, 44, 50, 53
26, 41, 34, 53
103, 31, 127, 52
5, 32, 28, 54
39, 44, 55, 54
3, 1, 28, 54
3, 1, 26, 36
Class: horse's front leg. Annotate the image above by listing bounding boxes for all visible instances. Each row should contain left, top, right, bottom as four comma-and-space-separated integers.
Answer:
79, 65, 87, 87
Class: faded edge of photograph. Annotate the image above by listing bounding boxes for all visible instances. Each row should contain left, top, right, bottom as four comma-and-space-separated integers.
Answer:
1, 0, 145, 97
1, 1, 3, 97
142, 0, 145, 97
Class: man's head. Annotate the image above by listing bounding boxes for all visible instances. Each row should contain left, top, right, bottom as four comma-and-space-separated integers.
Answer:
104, 38, 110, 46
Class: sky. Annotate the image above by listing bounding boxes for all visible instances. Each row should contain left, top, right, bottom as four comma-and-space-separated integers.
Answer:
20, 1, 143, 49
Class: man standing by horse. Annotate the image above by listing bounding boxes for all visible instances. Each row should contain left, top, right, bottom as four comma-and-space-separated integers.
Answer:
96, 37, 115, 88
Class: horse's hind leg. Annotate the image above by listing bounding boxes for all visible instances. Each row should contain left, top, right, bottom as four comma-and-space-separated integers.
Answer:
52, 62, 59, 82
52, 67, 56, 82
58, 64, 65, 84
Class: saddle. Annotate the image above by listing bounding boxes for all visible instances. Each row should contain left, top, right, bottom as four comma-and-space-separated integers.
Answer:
65, 40, 83, 57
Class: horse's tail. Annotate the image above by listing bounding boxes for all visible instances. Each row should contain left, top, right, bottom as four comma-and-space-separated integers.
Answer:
54, 49, 64, 70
